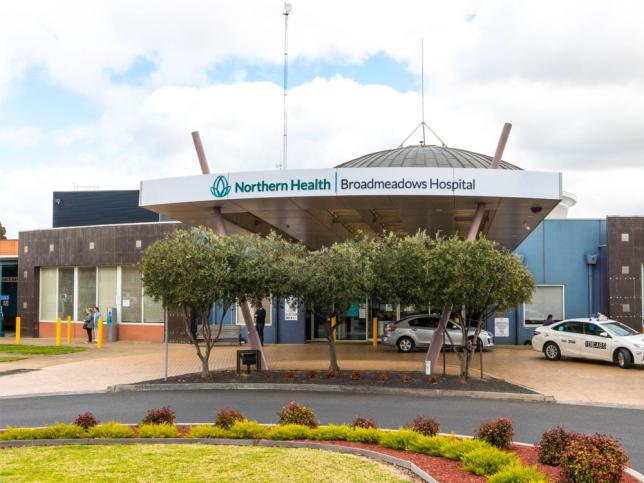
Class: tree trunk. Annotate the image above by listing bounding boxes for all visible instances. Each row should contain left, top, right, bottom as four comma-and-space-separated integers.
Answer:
324, 317, 340, 372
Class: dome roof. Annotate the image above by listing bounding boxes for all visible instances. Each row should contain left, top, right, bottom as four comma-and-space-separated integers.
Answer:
335, 145, 520, 170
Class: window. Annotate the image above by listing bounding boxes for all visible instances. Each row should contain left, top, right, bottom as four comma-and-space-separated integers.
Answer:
121, 266, 142, 323
557, 321, 583, 334
622, 266, 630, 275
77, 267, 96, 319
409, 317, 436, 328
39, 268, 57, 321
621, 233, 629, 242
585, 323, 603, 336
143, 293, 164, 323
97, 267, 117, 314
57, 268, 74, 319
524, 285, 564, 326
235, 298, 272, 326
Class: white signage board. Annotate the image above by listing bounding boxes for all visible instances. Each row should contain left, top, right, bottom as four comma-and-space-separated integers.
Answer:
284, 299, 298, 321
140, 167, 561, 207
494, 317, 510, 338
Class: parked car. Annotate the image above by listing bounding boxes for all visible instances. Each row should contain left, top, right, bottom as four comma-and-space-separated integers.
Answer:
531, 315, 644, 369
382, 314, 494, 353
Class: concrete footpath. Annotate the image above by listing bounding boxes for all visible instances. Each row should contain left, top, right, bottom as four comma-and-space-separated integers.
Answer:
0, 339, 642, 407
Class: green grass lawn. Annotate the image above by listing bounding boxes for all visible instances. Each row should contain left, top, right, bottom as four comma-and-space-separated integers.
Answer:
0, 444, 410, 482
0, 344, 86, 356
0, 356, 27, 363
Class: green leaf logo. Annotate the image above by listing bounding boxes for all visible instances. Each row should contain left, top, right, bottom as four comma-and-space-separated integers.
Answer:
210, 175, 231, 198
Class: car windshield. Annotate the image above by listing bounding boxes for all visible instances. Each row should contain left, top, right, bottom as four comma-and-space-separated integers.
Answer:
602, 322, 639, 337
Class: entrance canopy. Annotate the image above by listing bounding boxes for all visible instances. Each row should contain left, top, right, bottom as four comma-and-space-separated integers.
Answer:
140, 145, 562, 249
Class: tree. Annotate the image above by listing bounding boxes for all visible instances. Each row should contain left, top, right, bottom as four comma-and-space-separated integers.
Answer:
294, 238, 375, 372
0, 221, 6, 240
425, 236, 535, 380
141, 229, 305, 378
140, 229, 238, 379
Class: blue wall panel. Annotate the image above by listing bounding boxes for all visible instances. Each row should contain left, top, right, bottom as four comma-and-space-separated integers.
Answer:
489, 219, 607, 345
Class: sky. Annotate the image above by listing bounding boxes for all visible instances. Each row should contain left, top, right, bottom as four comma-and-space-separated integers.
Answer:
1, 0, 643, 238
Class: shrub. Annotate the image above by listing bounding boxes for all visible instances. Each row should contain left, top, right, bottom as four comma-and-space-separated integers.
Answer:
407, 416, 440, 437
286, 371, 295, 379
488, 465, 549, 483
278, 401, 319, 428
377, 373, 389, 383
538, 426, 576, 466
408, 435, 447, 456
561, 433, 628, 483
269, 424, 311, 440
137, 423, 180, 438
215, 408, 246, 429
87, 422, 134, 439
347, 427, 382, 444
440, 437, 491, 461
189, 425, 228, 439
307, 370, 317, 380
0, 427, 45, 440
351, 371, 362, 380
379, 429, 420, 451
461, 447, 519, 476
475, 418, 514, 449
141, 406, 176, 425
40, 423, 87, 439
325, 370, 336, 379
310, 425, 352, 441
402, 374, 413, 383
429, 375, 438, 384
226, 421, 268, 439
74, 411, 98, 430
351, 416, 377, 429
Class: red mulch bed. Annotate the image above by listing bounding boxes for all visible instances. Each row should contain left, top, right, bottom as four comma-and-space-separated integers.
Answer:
319, 441, 638, 482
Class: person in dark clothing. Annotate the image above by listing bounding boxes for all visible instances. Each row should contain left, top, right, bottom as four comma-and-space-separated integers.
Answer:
82, 308, 94, 343
543, 314, 554, 326
254, 303, 266, 345
189, 308, 198, 340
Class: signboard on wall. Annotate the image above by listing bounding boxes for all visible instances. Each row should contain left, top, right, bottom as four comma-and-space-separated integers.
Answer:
494, 317, 510, 338
140, 167, 562, 207
284, 299, 298, 321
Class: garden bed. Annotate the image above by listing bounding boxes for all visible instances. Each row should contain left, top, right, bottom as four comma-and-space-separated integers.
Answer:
144, 370, 537, 394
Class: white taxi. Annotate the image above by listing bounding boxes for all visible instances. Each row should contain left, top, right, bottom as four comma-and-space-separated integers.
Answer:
531, 316, 644, 369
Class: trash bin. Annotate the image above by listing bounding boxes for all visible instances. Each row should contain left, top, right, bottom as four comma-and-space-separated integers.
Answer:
106, 307, 118, 342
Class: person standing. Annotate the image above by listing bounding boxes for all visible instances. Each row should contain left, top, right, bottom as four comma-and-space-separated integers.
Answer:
83, 308, 93, 343
254, 302, 266, 345
92, 306, 102, 342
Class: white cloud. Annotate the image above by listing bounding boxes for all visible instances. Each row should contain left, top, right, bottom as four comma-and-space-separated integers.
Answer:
1, 0, 644, 237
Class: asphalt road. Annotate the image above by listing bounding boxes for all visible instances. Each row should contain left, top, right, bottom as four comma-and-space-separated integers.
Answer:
1, 390, 642, 472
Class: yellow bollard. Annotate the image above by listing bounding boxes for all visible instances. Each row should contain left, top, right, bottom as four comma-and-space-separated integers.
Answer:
372, 317, 378, 351
97, 316, 103, 348
331, 316, 336, 342
55, 317, 61, 346
66, 316, 72, 344
15, 316, 21, 345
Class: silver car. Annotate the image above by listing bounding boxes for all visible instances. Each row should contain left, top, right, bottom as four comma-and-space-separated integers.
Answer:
382, 314, 495, 353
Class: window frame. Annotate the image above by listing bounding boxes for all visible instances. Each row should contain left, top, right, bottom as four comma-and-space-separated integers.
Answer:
523, 284, 566, 327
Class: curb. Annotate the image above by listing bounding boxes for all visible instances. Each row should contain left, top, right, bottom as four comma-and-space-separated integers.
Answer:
0, 438, 436, 482
108, 382, 555, 402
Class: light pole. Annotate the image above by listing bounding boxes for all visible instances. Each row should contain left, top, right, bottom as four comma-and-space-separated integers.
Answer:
281, 2, 292, 170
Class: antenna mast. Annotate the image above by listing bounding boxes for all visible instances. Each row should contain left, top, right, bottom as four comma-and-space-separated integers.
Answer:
421, 38, 426, 145
281, 2, 292, 170
399, 38, 446, 148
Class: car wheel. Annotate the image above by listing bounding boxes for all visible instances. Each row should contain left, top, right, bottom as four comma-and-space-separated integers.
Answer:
615, 348, 633, 369
543, 342, 561, 361
397, 337, 415, 353
467, 337, 483, 352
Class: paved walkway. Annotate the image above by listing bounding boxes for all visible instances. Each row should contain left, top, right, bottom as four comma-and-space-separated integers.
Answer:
1, 339, 642, 407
